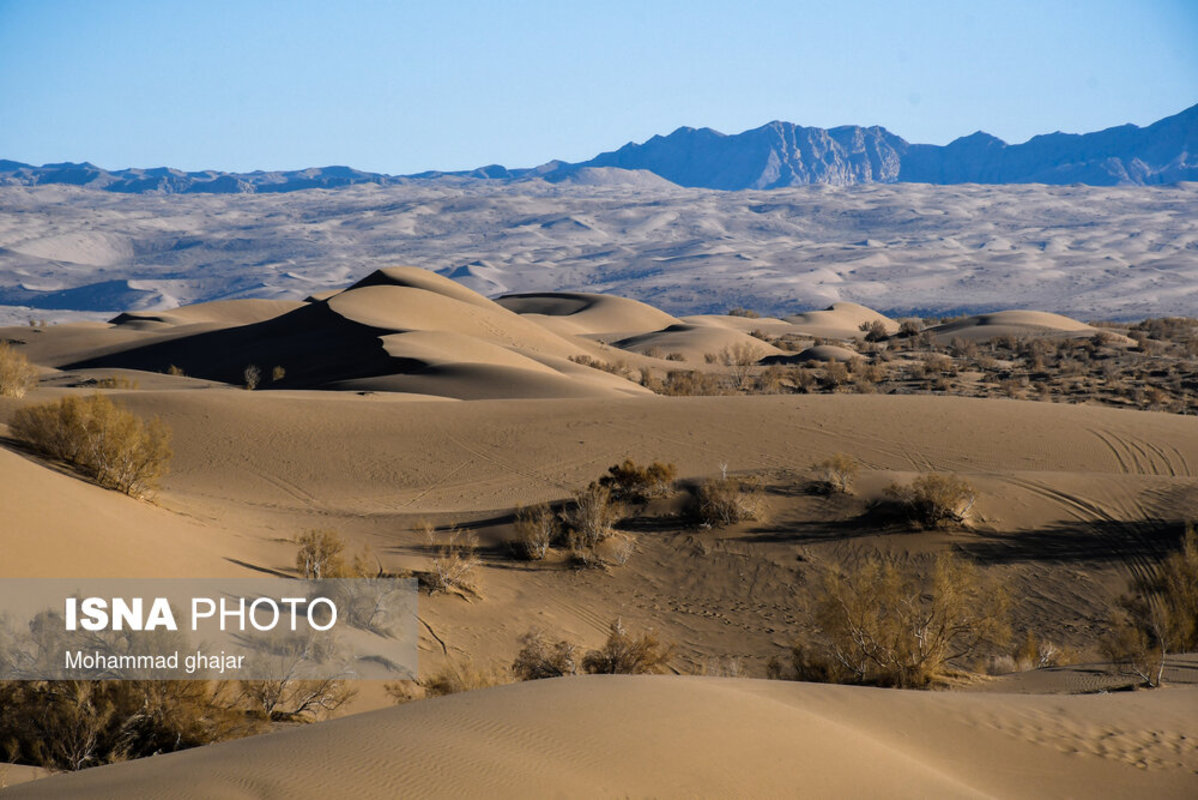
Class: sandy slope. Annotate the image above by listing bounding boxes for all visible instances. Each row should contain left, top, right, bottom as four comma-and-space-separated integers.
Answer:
2, 278, 1197, 798
8, 677, 1197, 799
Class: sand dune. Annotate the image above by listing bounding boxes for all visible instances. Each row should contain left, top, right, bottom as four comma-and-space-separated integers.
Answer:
9, 677, 1196, 799
12, 268, 657, 400
496, 291, 682, 337
612, 322, 784, 362
4, 181, 1195, 327
785, 301, 899, 339
2, 273, 1197, 797
931, 309, 1101, 341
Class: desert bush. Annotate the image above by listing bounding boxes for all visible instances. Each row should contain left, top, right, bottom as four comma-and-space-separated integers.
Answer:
660, 369, 724, 396
422, 659, 511, 697
812, 453, 860, 494
0, 680, 257, 772
1103, 524, 1198, 687
243, 364, 261, 390
512, 503, 557, 560
727, 307, 760, 318
665, 351, 685, 361
0, 341, 38, 398
295, 529, 350, 579
428, 526, 481, 598
10, 393, 171, 497
794, 551, 1010, 688
882, 473, 977, 528
166, 364, 186, 376
271, 365, 286, 382
859, 320, 889, 342
581, 619, 673, 674
897, 319, 922, 337
598, 458, 677, 501
690, 476, 763, 527
822, 361, 849, 388
239, 674, 354, 722
512, 629, 579, 680
89, 375, 140, 390
720, 342, 762, 390
560, 484, 621, 549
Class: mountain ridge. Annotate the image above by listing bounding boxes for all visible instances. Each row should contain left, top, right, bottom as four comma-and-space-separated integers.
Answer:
2, 104, 1195, 192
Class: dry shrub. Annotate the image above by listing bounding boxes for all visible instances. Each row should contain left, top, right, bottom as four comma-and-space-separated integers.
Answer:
859, 320, 889, 342
166, 364, 186, 376
243, 364, 261, 390
294, 529, 378, 579
560, 484, 621, 550
271, 365, 286, 382
1103, 524, 1198, 687
660, 369, 724, 396
429, 526, 481, 598
239, 675, 355, 722
581, 619, 673, 675
882, 473, 976, 528
690, 476, 763, 527
598, 458, 677, 501
812, 453, 860, 494
512, 629, 579, 680
0, 341, 38, 398
822, 361, 849, 388
794, 551, 1010, 688
513, 503, 557, 561
423, 659, 510, 697
727, 307, 760, 318
0, 680, 258, 772
720, 342, 761, 390
10, 393, 171, 497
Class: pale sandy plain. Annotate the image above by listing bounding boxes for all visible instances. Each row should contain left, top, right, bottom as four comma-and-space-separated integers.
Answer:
1, 268, 1196, 797
0, 178, 1195, 326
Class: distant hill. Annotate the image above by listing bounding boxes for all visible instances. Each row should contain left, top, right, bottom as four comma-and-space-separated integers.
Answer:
2, 104, 1195, 192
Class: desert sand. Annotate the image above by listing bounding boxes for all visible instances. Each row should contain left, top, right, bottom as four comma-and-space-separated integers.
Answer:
1, 268, 1196, 797
1, 180, 1196, 326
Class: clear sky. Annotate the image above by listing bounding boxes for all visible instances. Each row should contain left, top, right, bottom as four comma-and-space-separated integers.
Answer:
1, 0, 1195, 174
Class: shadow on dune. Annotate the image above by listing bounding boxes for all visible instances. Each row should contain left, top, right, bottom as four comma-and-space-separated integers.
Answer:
958, 518, 1186, 566
65, 302, 418, 388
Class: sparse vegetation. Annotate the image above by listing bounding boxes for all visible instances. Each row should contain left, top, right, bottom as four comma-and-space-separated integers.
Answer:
243, 364, 262, 390
512, 629, 579, 680
882, 473, 976, 528
271, 365, 286, 382
0, 680, 259, 772
581, 619, 673, 675
560, 484, 621, 551
10, 393, 171, 497
598, 458, 677, 502
428, 525, 481, 598
811, 453, 860, 494
0, 341, 39, 397
690, 476, 763, 527
791, 551, 1010, 688
513, 503, 557, 560
1103, 524, 1198, 687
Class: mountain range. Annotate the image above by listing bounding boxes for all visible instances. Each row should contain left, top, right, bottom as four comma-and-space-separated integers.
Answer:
2, 104, 1195, 193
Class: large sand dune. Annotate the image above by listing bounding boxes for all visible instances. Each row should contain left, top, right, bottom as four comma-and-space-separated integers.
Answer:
1, 273, 1196, 797
8, 676, 1197, 799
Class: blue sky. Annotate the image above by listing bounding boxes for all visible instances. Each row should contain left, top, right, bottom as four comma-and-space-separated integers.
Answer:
1, 0, 1195, 173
